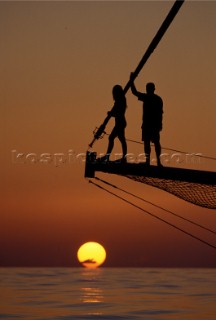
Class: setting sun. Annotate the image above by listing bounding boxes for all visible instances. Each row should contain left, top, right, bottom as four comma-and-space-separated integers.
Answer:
77, 242, 106, 268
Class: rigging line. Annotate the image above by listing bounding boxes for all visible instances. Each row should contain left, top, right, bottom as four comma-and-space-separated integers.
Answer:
88, 179, 216, 251
95, 177, 216, 235
103, 132, 216, 161
126, 138, 216, 161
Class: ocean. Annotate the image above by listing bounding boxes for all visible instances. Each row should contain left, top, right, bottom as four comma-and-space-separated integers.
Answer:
0, 268, 215, 319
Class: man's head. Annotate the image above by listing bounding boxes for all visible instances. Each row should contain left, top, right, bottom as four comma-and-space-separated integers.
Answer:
146, 82, 155, 94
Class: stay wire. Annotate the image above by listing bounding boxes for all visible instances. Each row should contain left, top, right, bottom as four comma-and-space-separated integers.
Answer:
95, 177, 216, 235
103, 132, 216, 161
88, 179, 216, 251
128, 140, 216, 161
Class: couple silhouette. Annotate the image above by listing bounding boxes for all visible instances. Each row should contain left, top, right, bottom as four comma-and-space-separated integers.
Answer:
100, 73, 163, 166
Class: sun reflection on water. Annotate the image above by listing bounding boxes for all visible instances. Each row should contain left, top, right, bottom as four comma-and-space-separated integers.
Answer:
81, 287, 104, 303
79, 269, 105, 304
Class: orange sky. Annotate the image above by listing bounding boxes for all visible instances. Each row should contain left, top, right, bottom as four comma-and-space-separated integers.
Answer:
1, 1, 216, 267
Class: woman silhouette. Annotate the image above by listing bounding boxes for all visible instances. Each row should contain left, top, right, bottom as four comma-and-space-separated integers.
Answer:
100, 85, 127, 163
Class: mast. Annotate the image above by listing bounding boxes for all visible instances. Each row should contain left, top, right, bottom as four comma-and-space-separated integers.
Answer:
89, 0, 185, 148
124, 0, 185, 93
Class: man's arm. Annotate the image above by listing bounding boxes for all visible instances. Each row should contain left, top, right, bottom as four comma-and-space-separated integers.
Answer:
130, 73, 143, 99
157, 97, 163, 131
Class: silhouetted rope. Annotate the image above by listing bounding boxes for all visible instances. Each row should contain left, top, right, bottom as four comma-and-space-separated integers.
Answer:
95, 177, 216, 235
88, 179, 216, 250
104, 133, 216, 161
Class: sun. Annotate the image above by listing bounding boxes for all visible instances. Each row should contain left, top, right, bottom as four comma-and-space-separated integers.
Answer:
77, 242, 106, 269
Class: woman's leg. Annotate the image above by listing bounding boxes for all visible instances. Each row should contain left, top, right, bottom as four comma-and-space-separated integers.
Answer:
118, 129, 127, 160
106, 127, 118, 156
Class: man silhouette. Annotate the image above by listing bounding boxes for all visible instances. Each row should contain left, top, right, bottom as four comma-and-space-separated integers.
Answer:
130, 73, 163, 166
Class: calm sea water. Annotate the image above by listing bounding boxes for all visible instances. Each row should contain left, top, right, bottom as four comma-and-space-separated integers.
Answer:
0, 268, 216, 319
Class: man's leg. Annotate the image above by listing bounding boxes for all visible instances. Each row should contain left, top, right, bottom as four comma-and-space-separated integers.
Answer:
144, 138, 151, 165
154, 132, 162, 166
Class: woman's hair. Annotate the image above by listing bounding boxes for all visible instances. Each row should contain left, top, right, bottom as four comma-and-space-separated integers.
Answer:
112, 85, 124, 101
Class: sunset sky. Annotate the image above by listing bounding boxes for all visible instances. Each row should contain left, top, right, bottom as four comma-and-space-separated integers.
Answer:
1, 0, 216, 267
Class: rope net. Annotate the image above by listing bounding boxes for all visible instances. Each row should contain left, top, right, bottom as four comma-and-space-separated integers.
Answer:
126, 175, 216, 209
